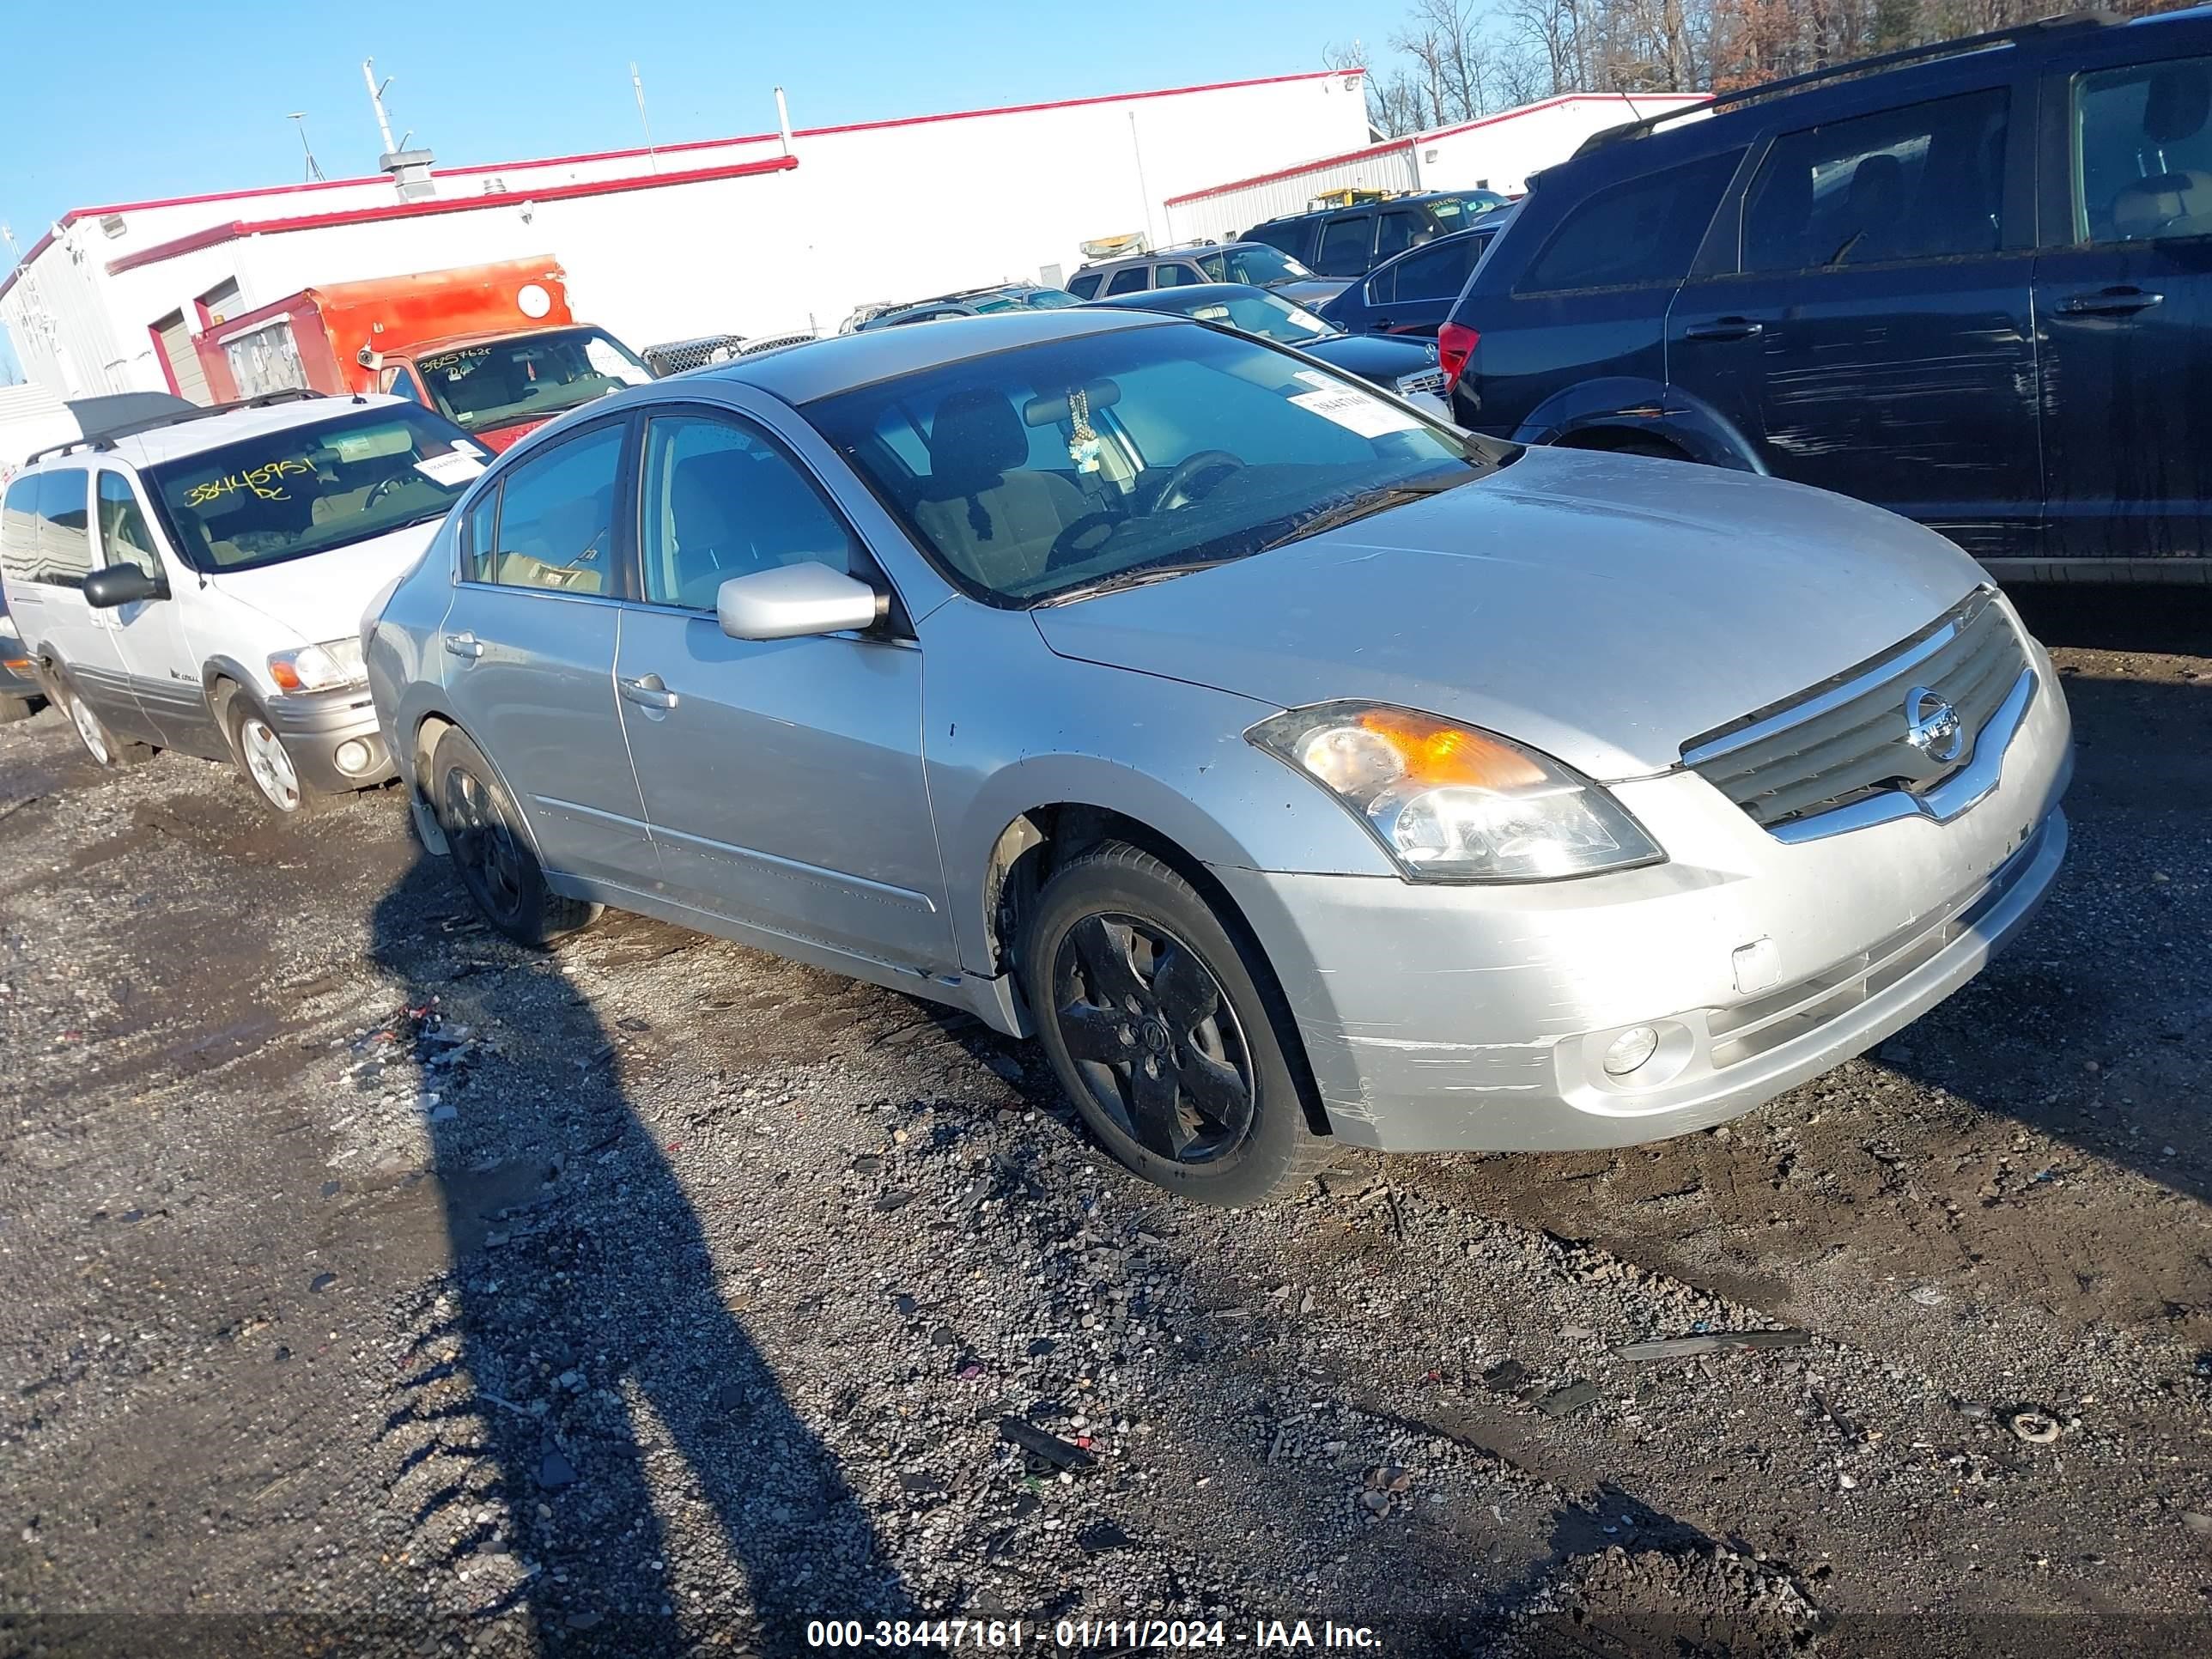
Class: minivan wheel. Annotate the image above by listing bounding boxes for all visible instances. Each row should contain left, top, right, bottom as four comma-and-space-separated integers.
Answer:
58, 678, 150, 769
0, 694, 38, 725
1023, 842, 1328, 1206
223, 696, 325, 817
428, 726, 599, 946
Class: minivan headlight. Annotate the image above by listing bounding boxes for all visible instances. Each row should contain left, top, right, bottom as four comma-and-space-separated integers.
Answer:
1247, 702, 1663, 882
268, 638, 367, 694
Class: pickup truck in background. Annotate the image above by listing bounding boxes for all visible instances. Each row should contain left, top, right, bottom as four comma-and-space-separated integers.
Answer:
191, 258, 654, 452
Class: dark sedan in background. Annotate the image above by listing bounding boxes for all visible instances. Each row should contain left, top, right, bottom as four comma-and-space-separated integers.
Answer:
1316, 216, 1512, 339
1084, 283, 1450, 413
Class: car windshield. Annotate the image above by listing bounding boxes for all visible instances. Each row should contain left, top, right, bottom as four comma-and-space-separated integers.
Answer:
1427, 191, 1508, 223
412, 327, 651, 433
1152, 289, 1335, 345
147, 404, 486, 574
971, 289, 1081, 313
806, 322, 1509, 606
1198, 245, 1316, 284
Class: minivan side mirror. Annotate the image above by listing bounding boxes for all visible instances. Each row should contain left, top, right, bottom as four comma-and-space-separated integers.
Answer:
82, 564, 168, 609
717, 564, 886, 641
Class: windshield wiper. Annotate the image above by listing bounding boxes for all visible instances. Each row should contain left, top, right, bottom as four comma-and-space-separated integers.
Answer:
1254, 477, 1468, 554
1032, 559, 1228, 608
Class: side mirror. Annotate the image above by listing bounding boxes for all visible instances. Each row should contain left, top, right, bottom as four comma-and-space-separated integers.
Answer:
82, 564, 167, 609
717, 564, 885, 641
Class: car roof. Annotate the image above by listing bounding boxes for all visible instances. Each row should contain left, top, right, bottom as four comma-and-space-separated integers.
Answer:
65, 393, 417, 471
1074, 241, 1272, 274
697, 308, 1175, 404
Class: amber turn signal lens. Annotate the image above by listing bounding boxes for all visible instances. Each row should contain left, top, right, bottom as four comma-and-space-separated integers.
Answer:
267, 660, 305, 691
1356, 709, 1547, 790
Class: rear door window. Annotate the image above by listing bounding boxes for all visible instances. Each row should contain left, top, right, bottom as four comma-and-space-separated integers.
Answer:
1154, 264, 1205, 288
478, 422, 626, 595
1316, 215, 1372, 276
1393, 236, 1480, 302
1104, 267, 1151, 295
1066, 272, 1103, 300
1516, 149, 1745, 293
1741, 90, 2009, 270
2071, 58, 2212, 244
1374, 210, 1422, 261
1, 476, 41, 587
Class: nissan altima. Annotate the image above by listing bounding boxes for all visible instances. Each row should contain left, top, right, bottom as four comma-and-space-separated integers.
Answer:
364, 309, 2071, 1205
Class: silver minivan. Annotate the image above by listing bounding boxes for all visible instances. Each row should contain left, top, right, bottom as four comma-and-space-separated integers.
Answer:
367, 310, 2070, 1204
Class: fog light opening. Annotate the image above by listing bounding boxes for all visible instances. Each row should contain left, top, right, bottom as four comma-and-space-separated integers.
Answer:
1601, 1024, 1662, 1078
333, 738, 374, 776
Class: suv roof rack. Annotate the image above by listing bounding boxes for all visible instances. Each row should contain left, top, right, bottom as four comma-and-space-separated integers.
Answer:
19, 388, 331, 466
1576, 9, 2118, 155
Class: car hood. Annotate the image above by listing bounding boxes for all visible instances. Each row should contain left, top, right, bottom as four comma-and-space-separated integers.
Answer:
1030, 446, 1987, 781
206, 520, 443, 644
1302, 333, 1439, 385
1267, 277, 1349, 307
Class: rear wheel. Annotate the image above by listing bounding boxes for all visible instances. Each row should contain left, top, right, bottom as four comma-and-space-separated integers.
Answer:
0, 696, 37, 725
428, 726, 599, 946
1582, 434, 1686, 461
57, 676, 151, 769
1022, 842, 1327, 1206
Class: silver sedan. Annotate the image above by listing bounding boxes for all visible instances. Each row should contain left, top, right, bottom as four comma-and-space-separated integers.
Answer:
364, 309, 2072, 1205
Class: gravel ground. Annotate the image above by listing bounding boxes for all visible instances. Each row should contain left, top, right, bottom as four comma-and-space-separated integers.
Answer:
1, 589, 2208, 1659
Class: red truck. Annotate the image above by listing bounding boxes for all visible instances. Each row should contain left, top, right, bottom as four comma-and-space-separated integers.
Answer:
191, 258, 653, 452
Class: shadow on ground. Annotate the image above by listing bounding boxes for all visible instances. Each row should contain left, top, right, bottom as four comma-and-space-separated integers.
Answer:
369, 853, 915, 1654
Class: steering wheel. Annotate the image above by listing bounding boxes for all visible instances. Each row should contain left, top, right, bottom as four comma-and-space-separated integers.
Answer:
1152, 449, 1244, 514
363, 473, 409, 509
1047, 513, 1121, 569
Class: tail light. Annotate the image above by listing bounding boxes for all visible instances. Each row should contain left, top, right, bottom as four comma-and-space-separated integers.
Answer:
1437, 321, 1480, 388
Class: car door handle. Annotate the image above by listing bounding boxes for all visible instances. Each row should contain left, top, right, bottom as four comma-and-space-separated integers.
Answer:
618, 673, 678, 711
443, 632, 483, 659
1681, 317, 1765, 342
2058, 287, 2163, 316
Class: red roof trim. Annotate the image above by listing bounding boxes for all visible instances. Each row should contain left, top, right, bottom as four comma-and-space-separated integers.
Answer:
1164, 135, 1413, 207
10, 67, 1363, 301
106, 154, 799, 276
1164, 90, 1714, 206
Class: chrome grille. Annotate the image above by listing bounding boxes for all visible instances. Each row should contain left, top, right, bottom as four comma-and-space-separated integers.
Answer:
1395, 368, 1448, 398
1682, 589, 2029, 832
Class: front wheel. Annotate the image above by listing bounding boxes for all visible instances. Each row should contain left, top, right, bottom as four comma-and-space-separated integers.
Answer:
428, 726, 599, 946
1022, 842, 1326, 1206
224, 694, 326, 817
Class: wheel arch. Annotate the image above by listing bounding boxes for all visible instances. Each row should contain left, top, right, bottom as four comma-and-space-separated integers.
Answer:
1510, 376, 1767, 472
978, 800, 1334, 1139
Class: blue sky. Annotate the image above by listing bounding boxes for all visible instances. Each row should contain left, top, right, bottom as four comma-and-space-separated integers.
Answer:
1, 3, 1408, 252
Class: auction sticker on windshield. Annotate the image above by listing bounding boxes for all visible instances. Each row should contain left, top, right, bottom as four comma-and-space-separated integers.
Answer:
414, 451, 488, 488
1290, 386, 1423, 439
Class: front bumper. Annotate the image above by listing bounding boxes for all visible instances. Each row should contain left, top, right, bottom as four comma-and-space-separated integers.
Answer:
1212, 666, 2071, 1153
264, 686, 396, 794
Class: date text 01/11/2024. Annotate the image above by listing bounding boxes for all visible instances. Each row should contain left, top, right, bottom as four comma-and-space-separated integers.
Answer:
804, 1620, 1384, 1650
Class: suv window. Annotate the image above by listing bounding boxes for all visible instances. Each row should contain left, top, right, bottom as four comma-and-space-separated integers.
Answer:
1394, 236, 1480, 302
1154, 263, 1203, 288
27, 471, 94, 587
1104, 267, 1151, 295
1375, 210, 1422, 261
1316, 216, 1372, 276
2072, 58, 2212, 244
0, 475, 43, 586
1517, 149, 1745, 293
96, 473, 161, 578
477, 422, 625, 594
1066, 272, 1103, 300
638, 415, 858, 610
1743, 90, 2008, 271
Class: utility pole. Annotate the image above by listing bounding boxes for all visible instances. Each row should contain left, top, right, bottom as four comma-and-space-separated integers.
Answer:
288, 113, 326, 182
363, 58, 400, 157
631, 63, 658, 173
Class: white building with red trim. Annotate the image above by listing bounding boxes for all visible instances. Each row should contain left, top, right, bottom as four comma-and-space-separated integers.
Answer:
1164, 91, 1711, 246
1, 70, 1372, 402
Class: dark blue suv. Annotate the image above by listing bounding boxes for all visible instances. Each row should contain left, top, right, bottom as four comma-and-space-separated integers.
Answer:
1443, 9, 2212, 582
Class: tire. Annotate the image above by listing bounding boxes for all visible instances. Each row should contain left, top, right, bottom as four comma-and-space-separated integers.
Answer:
1022, 841, 1328, 1206
0, 695, 37, 725
427, 726, 599, 946
1590, 435, 1686, 461
56, 676, 152, 769
221, 690, 329, 818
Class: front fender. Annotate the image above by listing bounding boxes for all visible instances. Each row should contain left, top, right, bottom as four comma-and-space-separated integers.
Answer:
1512, 376, 1766, 473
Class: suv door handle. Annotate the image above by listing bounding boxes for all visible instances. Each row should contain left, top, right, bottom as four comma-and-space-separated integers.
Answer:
1681, 317, 1765, 342
2058, 287, 2163, 316
443, 632, 483, 659
618, 673, 678, 711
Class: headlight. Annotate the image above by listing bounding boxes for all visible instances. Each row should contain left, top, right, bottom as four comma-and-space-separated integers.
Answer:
267, 637, 367, 694
1247, 702, 1663, 882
